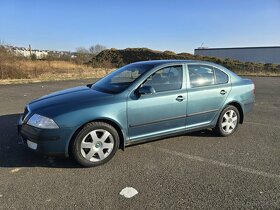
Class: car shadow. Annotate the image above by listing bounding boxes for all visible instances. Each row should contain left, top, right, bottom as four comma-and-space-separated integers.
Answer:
127, 128, 218, 150
0, 113, 81, 168
185, 129, 218, 137
0, 113, 218, 168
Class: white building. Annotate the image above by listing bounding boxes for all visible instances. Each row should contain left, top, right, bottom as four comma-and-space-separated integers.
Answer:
5, 45, 72, 59
13, 47, 49, 59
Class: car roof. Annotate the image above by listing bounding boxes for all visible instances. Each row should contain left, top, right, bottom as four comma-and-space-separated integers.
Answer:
133, 59, 218, 66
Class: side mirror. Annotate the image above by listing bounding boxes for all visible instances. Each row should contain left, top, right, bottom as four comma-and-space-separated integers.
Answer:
138, 86, 156, 95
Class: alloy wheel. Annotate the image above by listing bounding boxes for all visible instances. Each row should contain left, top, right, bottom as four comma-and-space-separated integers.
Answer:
80, 129, 114, 162
221, 110, 238, 134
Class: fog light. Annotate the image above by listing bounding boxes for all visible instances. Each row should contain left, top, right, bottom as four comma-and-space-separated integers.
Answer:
27, 140, 37, 150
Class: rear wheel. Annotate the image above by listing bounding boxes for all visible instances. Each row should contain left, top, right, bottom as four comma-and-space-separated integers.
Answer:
215, 105, 240, 136
72, 122, 119, 167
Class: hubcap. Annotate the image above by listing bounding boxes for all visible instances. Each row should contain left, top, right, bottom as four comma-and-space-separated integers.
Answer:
221, 110, 238, 134
80, 129, 114, 162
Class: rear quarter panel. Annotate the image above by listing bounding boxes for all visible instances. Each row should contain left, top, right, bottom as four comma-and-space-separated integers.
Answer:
225, 78, 255, 114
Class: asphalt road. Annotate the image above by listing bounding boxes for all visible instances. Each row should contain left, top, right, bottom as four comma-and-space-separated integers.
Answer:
0, 77, 279, 209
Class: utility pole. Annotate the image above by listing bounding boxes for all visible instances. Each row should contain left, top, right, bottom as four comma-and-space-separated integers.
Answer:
29, 44, 32, 57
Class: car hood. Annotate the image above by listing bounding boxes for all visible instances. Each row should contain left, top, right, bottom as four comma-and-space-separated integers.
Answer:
29, 86, 113, 115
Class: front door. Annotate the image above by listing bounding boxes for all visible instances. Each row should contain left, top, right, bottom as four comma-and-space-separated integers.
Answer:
127, 65, 187, 141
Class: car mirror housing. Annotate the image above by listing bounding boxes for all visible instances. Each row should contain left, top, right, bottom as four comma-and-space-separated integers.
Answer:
138, 86, 156, 95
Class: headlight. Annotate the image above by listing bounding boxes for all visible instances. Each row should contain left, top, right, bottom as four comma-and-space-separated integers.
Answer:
27, 114, 59, 129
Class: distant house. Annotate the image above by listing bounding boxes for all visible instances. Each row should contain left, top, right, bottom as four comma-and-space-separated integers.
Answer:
4, 45, 72, 59
194, 46, 280, 64
7, 46, 48, 59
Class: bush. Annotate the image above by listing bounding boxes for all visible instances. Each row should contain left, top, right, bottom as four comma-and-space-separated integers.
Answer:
264, 63, 273, 71
30, 53, 37, 61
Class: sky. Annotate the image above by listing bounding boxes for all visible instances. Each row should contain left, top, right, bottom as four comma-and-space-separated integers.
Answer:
0, 0, 279, 53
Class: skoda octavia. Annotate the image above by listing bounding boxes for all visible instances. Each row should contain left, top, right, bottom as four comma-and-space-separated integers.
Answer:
18, 60, 255, 167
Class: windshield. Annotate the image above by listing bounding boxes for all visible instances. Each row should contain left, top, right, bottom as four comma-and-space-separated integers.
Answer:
92, 63, 155, 94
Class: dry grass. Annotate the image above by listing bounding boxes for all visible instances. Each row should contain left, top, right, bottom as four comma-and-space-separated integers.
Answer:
0, 47, 114, 83
17, 60, 113, 78
0, 60, 279, 85
0, 59, 114, 84
234, 70, 280, 77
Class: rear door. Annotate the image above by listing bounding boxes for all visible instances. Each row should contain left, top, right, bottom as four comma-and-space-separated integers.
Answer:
186, 64, 231, 128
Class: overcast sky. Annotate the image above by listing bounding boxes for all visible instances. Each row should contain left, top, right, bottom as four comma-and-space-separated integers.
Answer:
0, 0, 279, 53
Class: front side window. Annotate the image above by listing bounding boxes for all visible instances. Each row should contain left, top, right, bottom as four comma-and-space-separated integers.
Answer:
143, 65, 183, 92
188, 65, 214, 87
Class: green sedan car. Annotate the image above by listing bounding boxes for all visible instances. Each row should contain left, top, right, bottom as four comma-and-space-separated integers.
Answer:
18, 60, 255, 167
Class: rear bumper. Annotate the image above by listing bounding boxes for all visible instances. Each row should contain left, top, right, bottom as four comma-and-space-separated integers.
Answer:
244, 101, 254, 114
18, 118, 74, 157
243, 94, 255, 114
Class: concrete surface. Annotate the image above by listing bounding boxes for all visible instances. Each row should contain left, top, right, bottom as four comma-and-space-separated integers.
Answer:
0, 77, 279, 209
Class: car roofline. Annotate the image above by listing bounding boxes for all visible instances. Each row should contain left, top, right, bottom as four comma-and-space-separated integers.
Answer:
132, 60, 241, 80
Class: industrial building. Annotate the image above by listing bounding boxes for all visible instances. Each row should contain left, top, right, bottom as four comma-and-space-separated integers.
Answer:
194, 46, 280, 64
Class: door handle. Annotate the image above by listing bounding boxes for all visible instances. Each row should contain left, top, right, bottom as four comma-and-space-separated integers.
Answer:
176, 95, 185, 102
220, 90, 227, 95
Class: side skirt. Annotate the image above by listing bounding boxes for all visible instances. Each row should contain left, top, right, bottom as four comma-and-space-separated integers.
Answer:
125, 125, 215, 147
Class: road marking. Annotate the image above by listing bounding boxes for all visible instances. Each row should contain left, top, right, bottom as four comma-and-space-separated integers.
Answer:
144, 145, 280, 180
244, 121, 280, 128
120, 187, 138, 198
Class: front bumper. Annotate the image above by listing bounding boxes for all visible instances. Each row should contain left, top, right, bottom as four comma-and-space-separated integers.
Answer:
18, 117, 74, 157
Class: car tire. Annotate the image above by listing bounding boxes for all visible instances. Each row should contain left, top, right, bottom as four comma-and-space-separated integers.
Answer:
214, 105, 240, 137
71, 122, 120, 167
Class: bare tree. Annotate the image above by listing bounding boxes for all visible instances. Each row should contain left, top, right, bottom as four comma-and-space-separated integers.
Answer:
74, 47, 91, 64
76, 47, 90, 54
89, 44, 106, 55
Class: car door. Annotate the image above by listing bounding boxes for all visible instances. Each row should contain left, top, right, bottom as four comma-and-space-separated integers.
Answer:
186, 64, 231, 128
127, 65, 187, 141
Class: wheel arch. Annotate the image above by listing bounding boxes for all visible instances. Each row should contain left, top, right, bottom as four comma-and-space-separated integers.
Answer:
224, 101, 244, 124
67, 118, 126, 157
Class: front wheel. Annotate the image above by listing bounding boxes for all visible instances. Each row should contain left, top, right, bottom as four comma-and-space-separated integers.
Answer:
214, 105, 240, 137
71, 122, 120, 167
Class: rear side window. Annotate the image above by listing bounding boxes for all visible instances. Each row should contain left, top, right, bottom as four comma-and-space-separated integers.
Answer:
188, 65, 214, 87
214, 68, 229, 84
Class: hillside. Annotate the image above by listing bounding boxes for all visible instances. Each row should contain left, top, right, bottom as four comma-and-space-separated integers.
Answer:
91, 48, 280, 76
